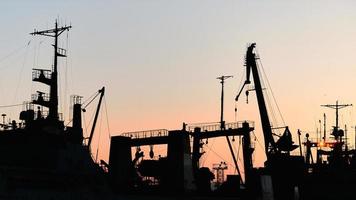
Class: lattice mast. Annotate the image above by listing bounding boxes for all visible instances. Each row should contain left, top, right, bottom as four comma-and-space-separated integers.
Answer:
30, 20, 72, 120
321, 101, 352, 131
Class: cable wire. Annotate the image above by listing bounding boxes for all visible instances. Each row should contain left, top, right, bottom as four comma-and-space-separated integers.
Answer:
104, 96, 112, 138
13, 40, 31, 103
0, 41, 31, 65
0, 103, 23, 108
256, 50, 286, 126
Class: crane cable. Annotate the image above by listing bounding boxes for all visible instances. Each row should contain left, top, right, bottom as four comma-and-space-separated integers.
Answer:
256, 49, 286, 126
82, 91, 101, 111
232, 67, 247, 173
95, 107, 103, 163
252, 55, 281, 137
104, 96, 112, 139
85, 106, 97, 136
257, 61, 278, 129
83, 111, 88, 137
234, 67, 245, 120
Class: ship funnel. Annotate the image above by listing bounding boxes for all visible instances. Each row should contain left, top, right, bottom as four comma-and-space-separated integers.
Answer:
68, 95, 83, 144
72, 95, 83, 129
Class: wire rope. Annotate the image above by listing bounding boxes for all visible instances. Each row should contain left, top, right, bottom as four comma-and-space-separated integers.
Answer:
0, 41, 31, 65
95, 108, 103, 163
256, 50, 285, 126
104, 96, 112, 139
13, 40, 31, 103
0, 103, 23, 108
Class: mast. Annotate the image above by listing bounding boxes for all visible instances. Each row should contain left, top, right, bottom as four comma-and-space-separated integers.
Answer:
321, 101, 352, 131
217, 75, 233, 130
216, 76, 243, 183
30, 20, 72, 121
321, 101, 352, 141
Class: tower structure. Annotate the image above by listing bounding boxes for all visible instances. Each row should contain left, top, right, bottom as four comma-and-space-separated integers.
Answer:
31, 20, 72, 121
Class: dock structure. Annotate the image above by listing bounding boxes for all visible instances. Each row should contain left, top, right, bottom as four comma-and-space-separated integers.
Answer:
109, 121, 254, 194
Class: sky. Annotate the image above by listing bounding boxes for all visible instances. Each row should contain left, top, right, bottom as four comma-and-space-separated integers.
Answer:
0, 0, 356, 174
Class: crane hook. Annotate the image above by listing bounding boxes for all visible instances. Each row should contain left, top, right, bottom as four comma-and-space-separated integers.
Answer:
245, 90, 249, 104
149, 145, 154, 159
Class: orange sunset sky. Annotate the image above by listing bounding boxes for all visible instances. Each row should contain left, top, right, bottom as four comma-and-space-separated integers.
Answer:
0, 0, 356, 175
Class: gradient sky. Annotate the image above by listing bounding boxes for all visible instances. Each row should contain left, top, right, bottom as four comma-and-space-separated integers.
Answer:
0, 0, 356, 173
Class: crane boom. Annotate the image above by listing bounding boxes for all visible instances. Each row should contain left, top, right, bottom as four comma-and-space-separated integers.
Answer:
88, 87, 105, 150
236, 43, 276, 159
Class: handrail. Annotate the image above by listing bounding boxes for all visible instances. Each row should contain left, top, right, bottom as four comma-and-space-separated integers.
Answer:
186, 121, 254, 132
122, 129, 169, 139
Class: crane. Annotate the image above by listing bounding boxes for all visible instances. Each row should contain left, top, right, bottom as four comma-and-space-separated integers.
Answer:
84, 87, 105, 150
235, 43, 297, 160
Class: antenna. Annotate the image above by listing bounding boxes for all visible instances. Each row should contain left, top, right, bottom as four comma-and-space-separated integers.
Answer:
321, 101, 352, 142
321, 101, 352, 130
217, 75, 233, 130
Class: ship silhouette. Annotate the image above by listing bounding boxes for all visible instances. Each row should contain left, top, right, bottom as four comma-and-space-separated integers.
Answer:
0, 21, 110, 199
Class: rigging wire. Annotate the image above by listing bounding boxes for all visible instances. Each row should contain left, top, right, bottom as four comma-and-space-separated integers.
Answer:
13, 40, 31, 103
0, 103, 23, 108
82, 91, 100, 108
33, 38, 37, 67
85, 107, 97, 134
0, 41, 31, 66
201, 138, 216, 166
64, 30, 69, 121
0, 41, 32, 71
83, 112, 88, 138
36, 40, 44, 68
102, 96, 112, 163
234, 67, 245, 121
250, 52, 282, 137
230, 136, 241, 173
252, 131, 266, 157
104, 96, 112, 138
236, 67, 246, 97
264, 85, 279, 132
58, 63, 63, 116
82, 101, 98, 143
205, 144, 244, 174
256, 49, 286, 126
235, 136, 242, 173
95, 108, 103, 163
202, 137, 242, 174
257, 61, 278, 131
231, 62, 248, 173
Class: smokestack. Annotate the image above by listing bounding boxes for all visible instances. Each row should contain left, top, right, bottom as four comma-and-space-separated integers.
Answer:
73, 103, 82, 129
